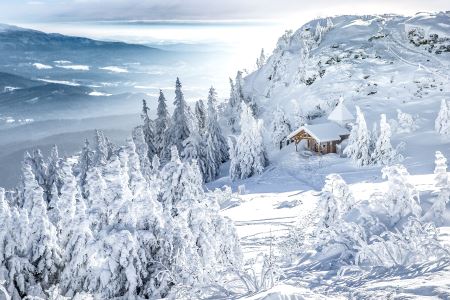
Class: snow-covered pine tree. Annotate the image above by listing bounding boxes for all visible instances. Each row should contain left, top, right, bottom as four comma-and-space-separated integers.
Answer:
22, 149, 48, 194
314, 22, 323, 43
75, 139, 93, 198
20, 162, 62, 291
132, 126, 152, 179
434, 151, 448, 189
54, 161, 77, 248
369, 122, 378, 154
291, 103, 306, 129
381, 164, 421, 226
229, 102, 267, 180
162, 78, 191, 161
344, 106, 371, 166
371, 114, 397, 166
92, 130, 108, 166
316, 174, 354, 229
60, 197, 93, 298
141, 99, 158, 160
256, 48, 266, 69
84, 166, 108, 231
270, 106, 291, 148
155, 90, 170, 153
435, 99, 450, 135
182, 130, 208, 181
46, 145, 63, 197
207, 89, 227, 154
227, 78, 240, 133
194, 99, 206, 134
201, 87, 229, 182
326, 17, 334, 30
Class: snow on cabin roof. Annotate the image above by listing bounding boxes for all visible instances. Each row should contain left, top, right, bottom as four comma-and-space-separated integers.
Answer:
287, 123, 350, 142
328, 100, 355, 123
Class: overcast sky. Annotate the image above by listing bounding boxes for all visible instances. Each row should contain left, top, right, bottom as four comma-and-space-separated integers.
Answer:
0, 0, 448, 23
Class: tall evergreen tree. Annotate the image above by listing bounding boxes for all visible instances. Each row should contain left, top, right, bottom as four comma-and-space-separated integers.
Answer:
270, 106, 291, 148
435, 99, 450, 135
93, 130, 108, 166
371, 114, 397, 165
434, 151, 448, 189
20, 162, 62, 290
76, 139, 93, 199
155, 90, 170, 152
344, 106, 371, 166
132, 126, 152, 180
194, 99, 207, 134
162, 78, 191, 160
141, 99, 158, 160
256, 48, 266, 69
229, 102, 267, 180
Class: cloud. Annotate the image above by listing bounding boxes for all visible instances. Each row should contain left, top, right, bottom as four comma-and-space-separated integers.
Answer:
1, 0, 449, 22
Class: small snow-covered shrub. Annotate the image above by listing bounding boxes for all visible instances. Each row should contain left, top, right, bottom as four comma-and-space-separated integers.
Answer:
235, 252, 283, 293
308, 164, 449, 271
396, 109, 418, 133
355, 218, 449, 268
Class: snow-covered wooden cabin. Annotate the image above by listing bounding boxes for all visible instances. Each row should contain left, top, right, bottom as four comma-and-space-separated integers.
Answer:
287, 99, 354, 154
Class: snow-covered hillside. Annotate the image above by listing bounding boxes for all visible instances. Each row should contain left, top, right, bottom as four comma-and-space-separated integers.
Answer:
244, 12, 449, 137
215, 12, 450, 298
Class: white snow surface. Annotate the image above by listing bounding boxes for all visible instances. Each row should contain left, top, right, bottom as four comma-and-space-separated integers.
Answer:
210, 11, 450, 299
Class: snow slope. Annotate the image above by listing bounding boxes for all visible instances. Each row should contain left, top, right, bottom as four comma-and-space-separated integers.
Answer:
214, 12, 450, 299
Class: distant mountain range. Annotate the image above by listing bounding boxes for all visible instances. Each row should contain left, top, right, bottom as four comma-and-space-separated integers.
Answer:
0, 23, 159, 52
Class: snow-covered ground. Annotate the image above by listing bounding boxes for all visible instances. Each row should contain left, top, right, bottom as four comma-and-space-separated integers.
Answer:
211, 12, 450, 299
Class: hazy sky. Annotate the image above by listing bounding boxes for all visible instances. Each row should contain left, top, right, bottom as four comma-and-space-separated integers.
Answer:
0, 0, 448, 23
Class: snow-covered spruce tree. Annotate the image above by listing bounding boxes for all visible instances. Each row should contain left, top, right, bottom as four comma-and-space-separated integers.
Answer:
206, 86, 228, 163
198, 87, 229, 182
434, 151, 449, 189
381, 164, 421, 226
316, 174, 355, 230
435, 99, 450, 135
227, 71, 247, 133
54, 161, 77, 248
314, 22, 323, 44
59, 197, 93, 298
194, 99, 206, 134
2, 204, 36, 299
141, 99, 158, 160
162, 78, 191, 161
20, 162, 62, 293
344, 106, 371, 166
158, 146, 242, 296
46, 145, 63, 196
132, 126, 152, 179
229, 102, 267, 180
371, 114, 398, 166
291, 103, 306, 129
75, 139, 93, 199
92, 130, 108, 166
23, 149, 48, 194
256, 48, 266, 69
270, 106, 291, 148
155, 89, 170, 153
182, 129, 208, 181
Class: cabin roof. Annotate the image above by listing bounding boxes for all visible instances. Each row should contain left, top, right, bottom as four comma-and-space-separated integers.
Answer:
287, 122, 350, 142
327, 99, 355, 123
